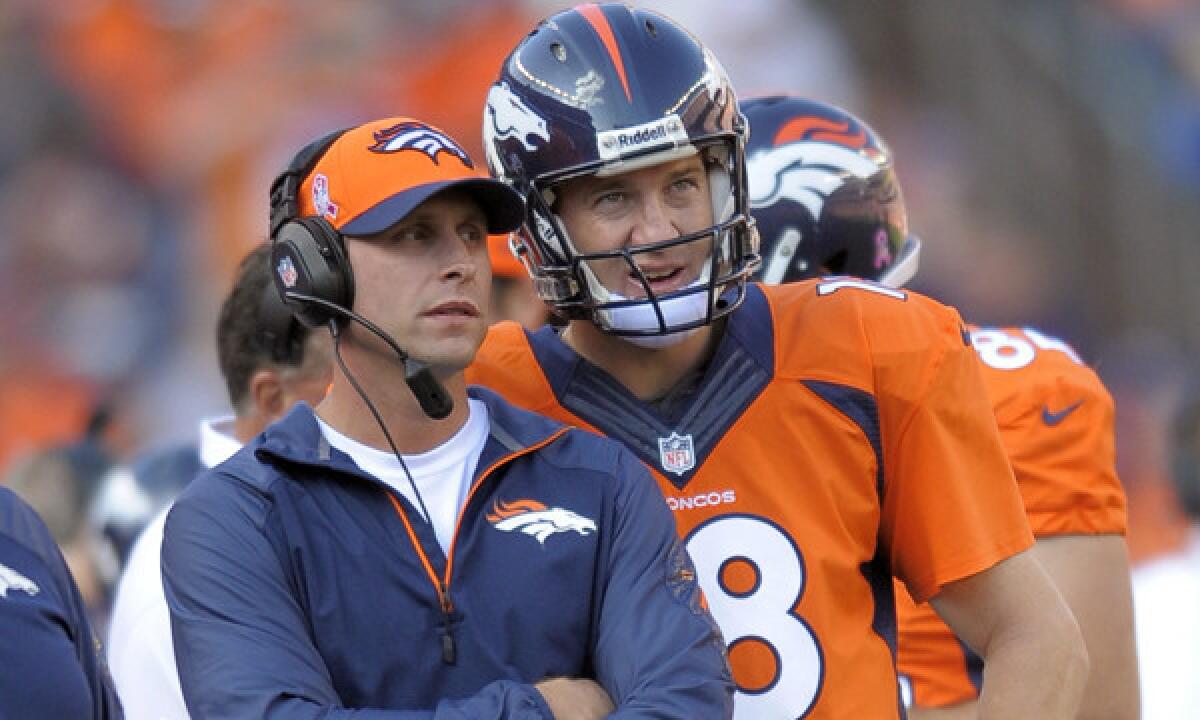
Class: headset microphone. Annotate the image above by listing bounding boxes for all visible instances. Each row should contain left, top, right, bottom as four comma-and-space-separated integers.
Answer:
283, 290, 453, 420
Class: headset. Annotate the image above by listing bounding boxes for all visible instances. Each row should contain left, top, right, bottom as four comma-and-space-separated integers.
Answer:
256, 281, 305, 366
268, 130, 355, 329
267, 130, 452, 420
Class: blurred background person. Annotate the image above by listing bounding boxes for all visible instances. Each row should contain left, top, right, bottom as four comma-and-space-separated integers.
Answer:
92, 243, 332, 568
3, 408, 119, 628
1134, 383, 1200, 720
105, 243, 331, 720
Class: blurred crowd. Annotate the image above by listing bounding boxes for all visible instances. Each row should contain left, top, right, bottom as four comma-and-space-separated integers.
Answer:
0, 0, 1196, 645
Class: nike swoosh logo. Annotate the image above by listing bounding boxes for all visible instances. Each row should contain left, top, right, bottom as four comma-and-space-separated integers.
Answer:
1042, 400, 1084, 426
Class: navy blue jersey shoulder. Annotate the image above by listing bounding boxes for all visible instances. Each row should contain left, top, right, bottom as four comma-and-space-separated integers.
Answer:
162, 389, 732, 718
526, 284, 774, 489
0, 487, 123, 719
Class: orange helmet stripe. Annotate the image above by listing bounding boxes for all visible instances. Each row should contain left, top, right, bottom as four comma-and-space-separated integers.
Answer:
577, 3, 632, 103
774, 117, 867, 148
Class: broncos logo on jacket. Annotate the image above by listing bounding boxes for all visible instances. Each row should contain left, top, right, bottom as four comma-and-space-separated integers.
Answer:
0, 562, 39, 597
487, 498, 596, 546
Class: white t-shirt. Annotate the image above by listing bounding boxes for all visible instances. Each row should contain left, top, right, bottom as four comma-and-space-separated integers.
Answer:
316, 398, 489, 554
1134, 527, 1200, 720
107, 416, 241, 720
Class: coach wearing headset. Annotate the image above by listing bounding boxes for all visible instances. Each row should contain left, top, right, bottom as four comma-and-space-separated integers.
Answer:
160, 117, 732, 720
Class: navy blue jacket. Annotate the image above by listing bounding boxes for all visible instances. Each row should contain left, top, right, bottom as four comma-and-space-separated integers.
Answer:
162, 387, 732, 719
0, 487, 123, 718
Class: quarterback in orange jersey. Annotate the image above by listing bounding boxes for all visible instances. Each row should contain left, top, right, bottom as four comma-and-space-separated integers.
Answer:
743, 94, 1138, 720
472, 5, 1087, 719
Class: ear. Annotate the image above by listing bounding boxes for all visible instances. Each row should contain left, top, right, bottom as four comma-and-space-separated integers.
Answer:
248, 368, 286, 422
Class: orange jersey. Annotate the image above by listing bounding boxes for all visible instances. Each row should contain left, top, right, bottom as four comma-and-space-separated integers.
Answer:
896, 325, 1127, 709
468, 281, 1032, 719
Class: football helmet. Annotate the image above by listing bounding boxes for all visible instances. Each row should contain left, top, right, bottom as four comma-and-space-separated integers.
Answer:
742, 94, 919, 287
483, 3, 759, 343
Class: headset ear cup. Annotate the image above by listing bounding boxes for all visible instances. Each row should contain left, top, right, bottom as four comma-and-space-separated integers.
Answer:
270, 218, 354, 328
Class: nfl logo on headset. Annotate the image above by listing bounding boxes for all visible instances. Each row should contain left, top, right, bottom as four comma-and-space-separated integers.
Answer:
277, 256, 299, 289
658, 432, 695, 476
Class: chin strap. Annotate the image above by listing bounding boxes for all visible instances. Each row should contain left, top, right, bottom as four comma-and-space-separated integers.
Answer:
598, 280, 710, 346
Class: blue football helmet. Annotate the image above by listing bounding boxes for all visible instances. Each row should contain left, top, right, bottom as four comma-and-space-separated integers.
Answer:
743, 94, 920, 287
482, 3, 759, 341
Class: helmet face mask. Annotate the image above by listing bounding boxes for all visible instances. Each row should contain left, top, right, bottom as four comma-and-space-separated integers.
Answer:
484, 4, 759, 340
743, 94, 921, 289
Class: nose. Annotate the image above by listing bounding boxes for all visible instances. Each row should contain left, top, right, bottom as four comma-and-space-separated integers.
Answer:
437, 228, 480, 284
629, 195, 680, 249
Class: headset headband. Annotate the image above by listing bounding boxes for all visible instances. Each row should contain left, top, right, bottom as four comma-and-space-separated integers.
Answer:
269, 128, 350, 239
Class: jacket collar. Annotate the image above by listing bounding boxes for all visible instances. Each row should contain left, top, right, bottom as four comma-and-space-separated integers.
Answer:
254, 386, 565, 480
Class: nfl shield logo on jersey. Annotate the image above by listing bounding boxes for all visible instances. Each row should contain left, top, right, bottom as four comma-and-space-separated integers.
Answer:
658, 432, 695, 476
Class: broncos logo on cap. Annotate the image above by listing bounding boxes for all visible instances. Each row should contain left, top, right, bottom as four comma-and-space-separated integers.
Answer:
487, 499, 597, 546
368, 122, 472, 167
0, 562, 39, 598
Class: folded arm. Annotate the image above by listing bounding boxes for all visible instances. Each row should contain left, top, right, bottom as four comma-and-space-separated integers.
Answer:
930, 548, 1088, 720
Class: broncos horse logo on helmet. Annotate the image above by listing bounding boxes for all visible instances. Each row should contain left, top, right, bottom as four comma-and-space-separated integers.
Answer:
482, 3, 759, 339
484, 81, 551, 159
742, 94, 921, 288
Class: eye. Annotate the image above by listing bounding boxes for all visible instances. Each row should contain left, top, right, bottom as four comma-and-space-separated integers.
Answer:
595, 190, 625, 207
459, 223, 486, 245
396, 226, 425, 244
384, 224, 433, 249
669, 175, 701, 194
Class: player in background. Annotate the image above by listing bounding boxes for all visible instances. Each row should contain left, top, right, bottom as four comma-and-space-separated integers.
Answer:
469, 4, 1087, 718
742, 93, 1137, 720
106, 243, 333, 719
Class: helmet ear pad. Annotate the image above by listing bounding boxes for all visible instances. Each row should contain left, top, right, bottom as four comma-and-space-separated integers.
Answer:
270, 216, 355, 329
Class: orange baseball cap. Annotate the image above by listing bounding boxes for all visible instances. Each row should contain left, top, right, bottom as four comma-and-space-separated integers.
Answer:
296, 117, 525, 236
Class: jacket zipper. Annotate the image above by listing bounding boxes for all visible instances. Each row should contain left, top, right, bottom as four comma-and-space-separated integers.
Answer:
384, 426, 569, 666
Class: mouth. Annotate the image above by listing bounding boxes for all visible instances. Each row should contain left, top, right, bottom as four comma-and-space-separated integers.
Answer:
627, 265, 690, 298
422, 300, 481, 319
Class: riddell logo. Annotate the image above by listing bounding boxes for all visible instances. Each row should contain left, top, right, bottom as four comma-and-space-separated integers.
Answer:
618, 124, 668, 148
597, 114, 688, 161
666, 489, 737, 512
